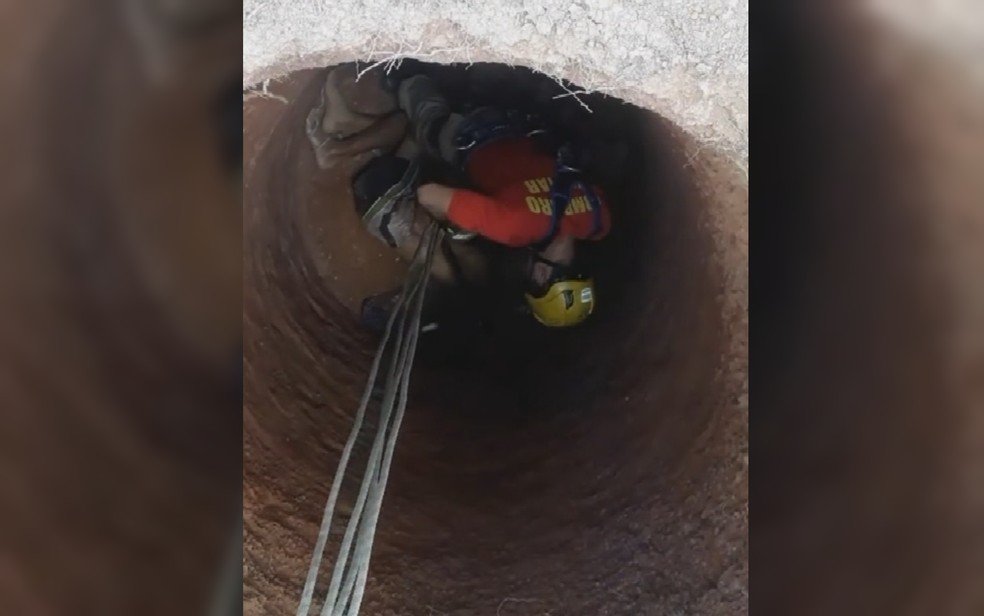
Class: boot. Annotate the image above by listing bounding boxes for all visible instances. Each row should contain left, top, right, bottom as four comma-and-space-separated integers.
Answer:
396, 75, 451, 159
352, 155, 420, 248
360, 289, 401, 333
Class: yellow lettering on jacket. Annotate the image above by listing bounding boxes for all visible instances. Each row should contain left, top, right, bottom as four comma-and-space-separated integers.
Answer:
526, 194, 595, 216
523, 177, 555, 195
563, 196, 588, 215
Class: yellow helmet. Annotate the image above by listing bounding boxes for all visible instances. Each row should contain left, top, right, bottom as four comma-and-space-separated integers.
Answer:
525, 277, 595, 327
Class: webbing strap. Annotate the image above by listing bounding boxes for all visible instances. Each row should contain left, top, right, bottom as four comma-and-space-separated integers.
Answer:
454, 108, 544, 167
451, 110, 602, 252
532, 162, 603, 252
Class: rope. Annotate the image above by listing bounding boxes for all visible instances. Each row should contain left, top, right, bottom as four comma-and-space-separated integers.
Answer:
297, 223, 444, 616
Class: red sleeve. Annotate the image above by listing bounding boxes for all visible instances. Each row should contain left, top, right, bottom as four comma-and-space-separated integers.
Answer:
447, 189, 541, 247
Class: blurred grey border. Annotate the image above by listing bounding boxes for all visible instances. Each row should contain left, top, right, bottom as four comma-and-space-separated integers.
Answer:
0, 0, 241, 614
752, 1, 984, 614
0, 0, 982, 614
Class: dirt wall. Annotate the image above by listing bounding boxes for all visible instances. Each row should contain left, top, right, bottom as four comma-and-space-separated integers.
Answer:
243, 65, 748, 614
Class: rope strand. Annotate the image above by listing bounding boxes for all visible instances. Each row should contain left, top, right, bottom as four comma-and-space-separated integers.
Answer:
297, 224, 444, 616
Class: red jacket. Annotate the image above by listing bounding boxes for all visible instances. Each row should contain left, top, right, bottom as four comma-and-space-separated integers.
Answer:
446, 137, 612, 247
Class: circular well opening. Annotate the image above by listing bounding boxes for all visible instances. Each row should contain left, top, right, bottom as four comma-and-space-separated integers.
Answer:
244, 61, 746, 614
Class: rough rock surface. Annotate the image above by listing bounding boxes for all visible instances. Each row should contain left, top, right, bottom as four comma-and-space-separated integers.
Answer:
243, 0, 749, 161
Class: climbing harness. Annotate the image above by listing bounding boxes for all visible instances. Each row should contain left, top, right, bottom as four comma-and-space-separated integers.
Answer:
296, 223, 444, 616
453, 109, 603, 252
453, 107, 548, 167
532, 147, 605, 252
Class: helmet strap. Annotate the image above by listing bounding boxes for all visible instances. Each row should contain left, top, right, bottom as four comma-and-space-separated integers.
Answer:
528, 249, 568, 270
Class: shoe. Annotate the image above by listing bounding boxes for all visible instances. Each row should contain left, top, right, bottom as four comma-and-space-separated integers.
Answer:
397, 75, 451, 155
360, 290, 401, 332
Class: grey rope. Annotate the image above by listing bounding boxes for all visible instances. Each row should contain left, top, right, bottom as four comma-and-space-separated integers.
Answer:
296, 223, 443, 616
